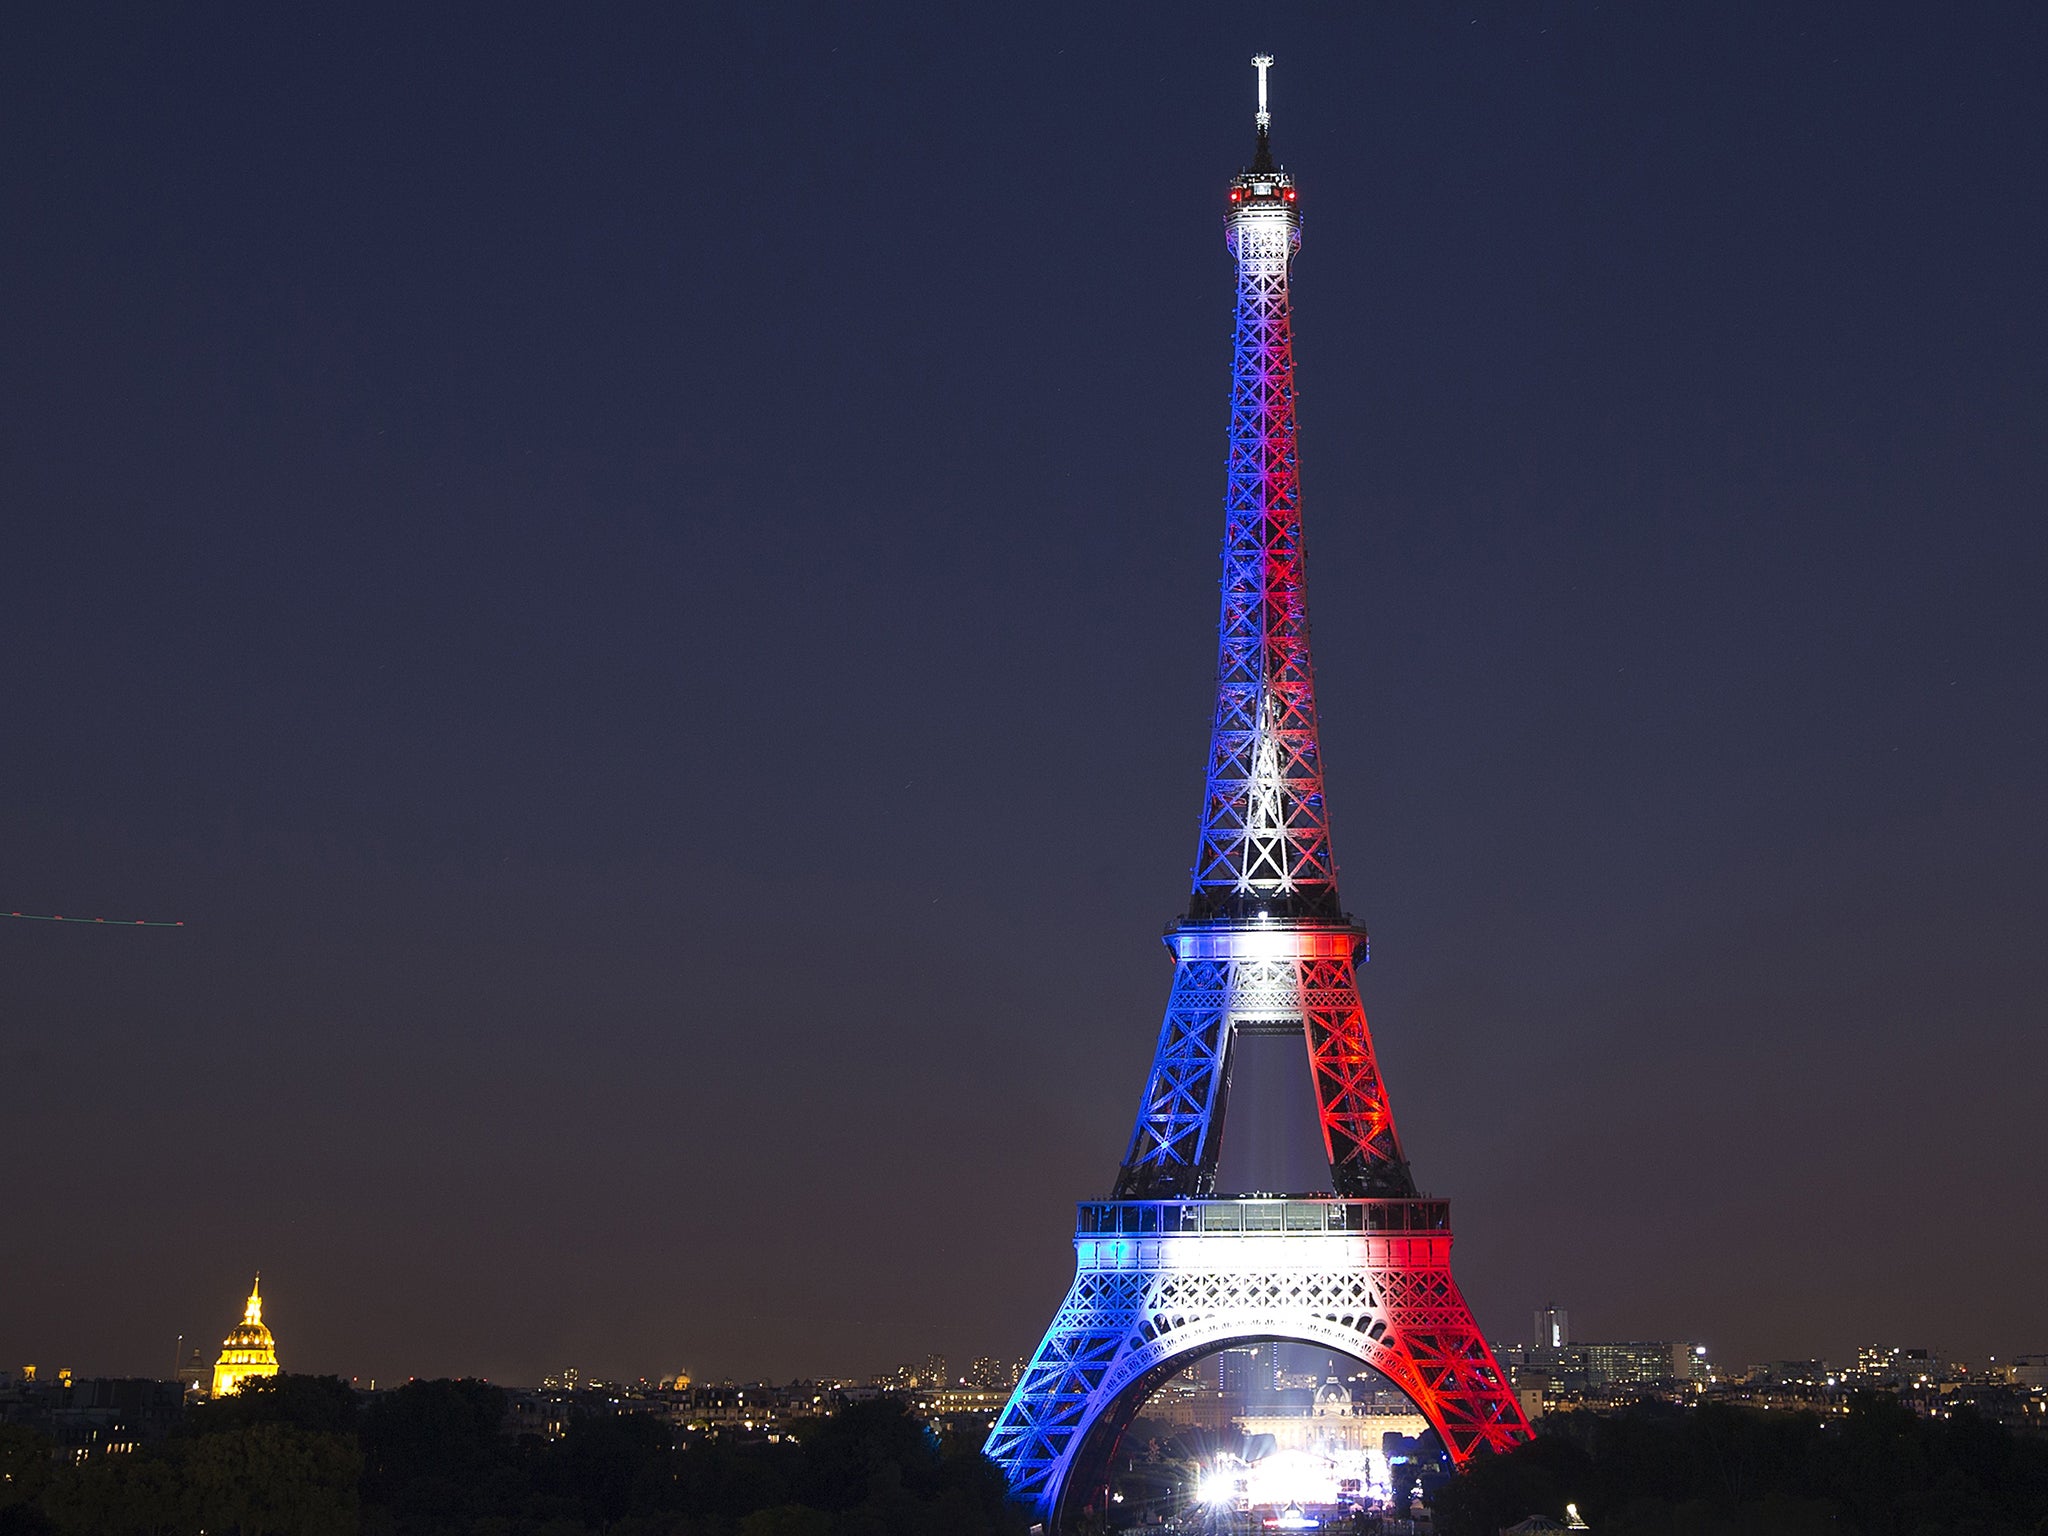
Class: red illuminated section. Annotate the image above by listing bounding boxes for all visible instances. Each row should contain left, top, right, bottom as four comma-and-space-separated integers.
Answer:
1303, 950, 1407, 1190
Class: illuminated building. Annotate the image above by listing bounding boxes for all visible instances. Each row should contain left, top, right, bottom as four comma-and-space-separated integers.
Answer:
1579, 1341, 1693, 1389
1535, 1307, 1569, 1349
1235, 1375, 1428, 1458
1212, 1344, 1273, 1409
667, 1381, 834, 1435
1855, 1345, 1939, 1387
911, 1383, 1012, 1439
175, 1347, 208, 1393
1523, 1339, 1710, 1399
984, 59, 1528, 1530
209, 1275, 280, 1397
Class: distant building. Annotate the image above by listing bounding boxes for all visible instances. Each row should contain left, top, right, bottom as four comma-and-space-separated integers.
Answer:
964, 1357, 1004, 1390
1856, 1346, 1938, 1386
1580, 1342, 1687, 1389
504, 1389, 570, 1441
1212, 1345, 1266, 1405
1138, 1357, 1242, 1432
1137, 1371, 1203, 1427
872, 1358, 953, 1391
909, 1383, 1009, 1437
175, 1349, 209, 1394
1235, 1374, 1428, 1457
211, 1275, 280, 1397
0, 1376, 184, 1457
1535, 1307, 1569, 1349
2013, 1355, 2048, 1390
668, 1381, 834, 1435
1527, 1340, 1703, 1394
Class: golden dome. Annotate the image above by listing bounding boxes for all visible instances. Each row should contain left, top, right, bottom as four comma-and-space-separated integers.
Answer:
211, 1274, 281, 1396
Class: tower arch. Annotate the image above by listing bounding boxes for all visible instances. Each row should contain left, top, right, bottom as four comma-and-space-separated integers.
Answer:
1053, 1331, 1423, 1531
987, 1197, 1525, 1526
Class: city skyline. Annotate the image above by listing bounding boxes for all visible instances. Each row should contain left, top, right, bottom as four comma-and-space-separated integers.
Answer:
4, 4, 2045, 1392
16, 1264, 2042, 1399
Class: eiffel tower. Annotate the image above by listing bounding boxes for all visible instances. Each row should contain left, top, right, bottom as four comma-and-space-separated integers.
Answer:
983, 58, 1531, 1529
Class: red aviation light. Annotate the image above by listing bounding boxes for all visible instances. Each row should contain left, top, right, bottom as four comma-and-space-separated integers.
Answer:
1283, 187, 1296, 202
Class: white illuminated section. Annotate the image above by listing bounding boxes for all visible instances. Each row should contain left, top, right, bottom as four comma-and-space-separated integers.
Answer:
1195, 1445, 1396, 1520
1168, 922, 1354, 965
1254, 54, 1274, 130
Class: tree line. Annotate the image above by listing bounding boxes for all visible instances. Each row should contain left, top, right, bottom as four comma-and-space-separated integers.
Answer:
1430, 1393, 2048, 1536
0, 1375, 1028, 1536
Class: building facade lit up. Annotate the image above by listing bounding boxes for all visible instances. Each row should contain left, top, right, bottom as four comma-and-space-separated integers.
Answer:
210, 1274, 280, 1397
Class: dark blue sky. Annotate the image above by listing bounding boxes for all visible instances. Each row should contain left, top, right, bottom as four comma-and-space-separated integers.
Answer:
4, 2, 2044, 1386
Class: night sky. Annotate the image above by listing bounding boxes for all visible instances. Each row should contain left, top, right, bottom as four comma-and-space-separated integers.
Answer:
5, 4, 2045, 1388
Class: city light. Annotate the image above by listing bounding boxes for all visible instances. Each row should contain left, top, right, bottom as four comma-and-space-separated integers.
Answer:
1193, 1445, 1393, 1520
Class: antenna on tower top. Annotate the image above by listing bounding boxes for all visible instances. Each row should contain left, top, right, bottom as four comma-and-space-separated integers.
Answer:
1250, 55, 1276, 171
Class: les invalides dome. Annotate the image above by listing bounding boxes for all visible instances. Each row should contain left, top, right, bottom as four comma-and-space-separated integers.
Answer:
211, 1274, 281, 1396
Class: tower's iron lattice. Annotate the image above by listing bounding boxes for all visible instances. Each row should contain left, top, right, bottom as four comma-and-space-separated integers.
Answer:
983, 60, 1532, 1529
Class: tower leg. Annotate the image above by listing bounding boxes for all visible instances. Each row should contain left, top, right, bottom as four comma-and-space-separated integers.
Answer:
1298, 946, 1413, 1197
1114, 957, 1230, 1198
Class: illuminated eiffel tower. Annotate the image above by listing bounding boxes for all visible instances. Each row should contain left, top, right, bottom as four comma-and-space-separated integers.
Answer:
984, 59, 1531, 1530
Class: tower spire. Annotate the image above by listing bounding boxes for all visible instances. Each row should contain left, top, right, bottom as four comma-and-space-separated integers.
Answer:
1251, 53, 1276, 171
